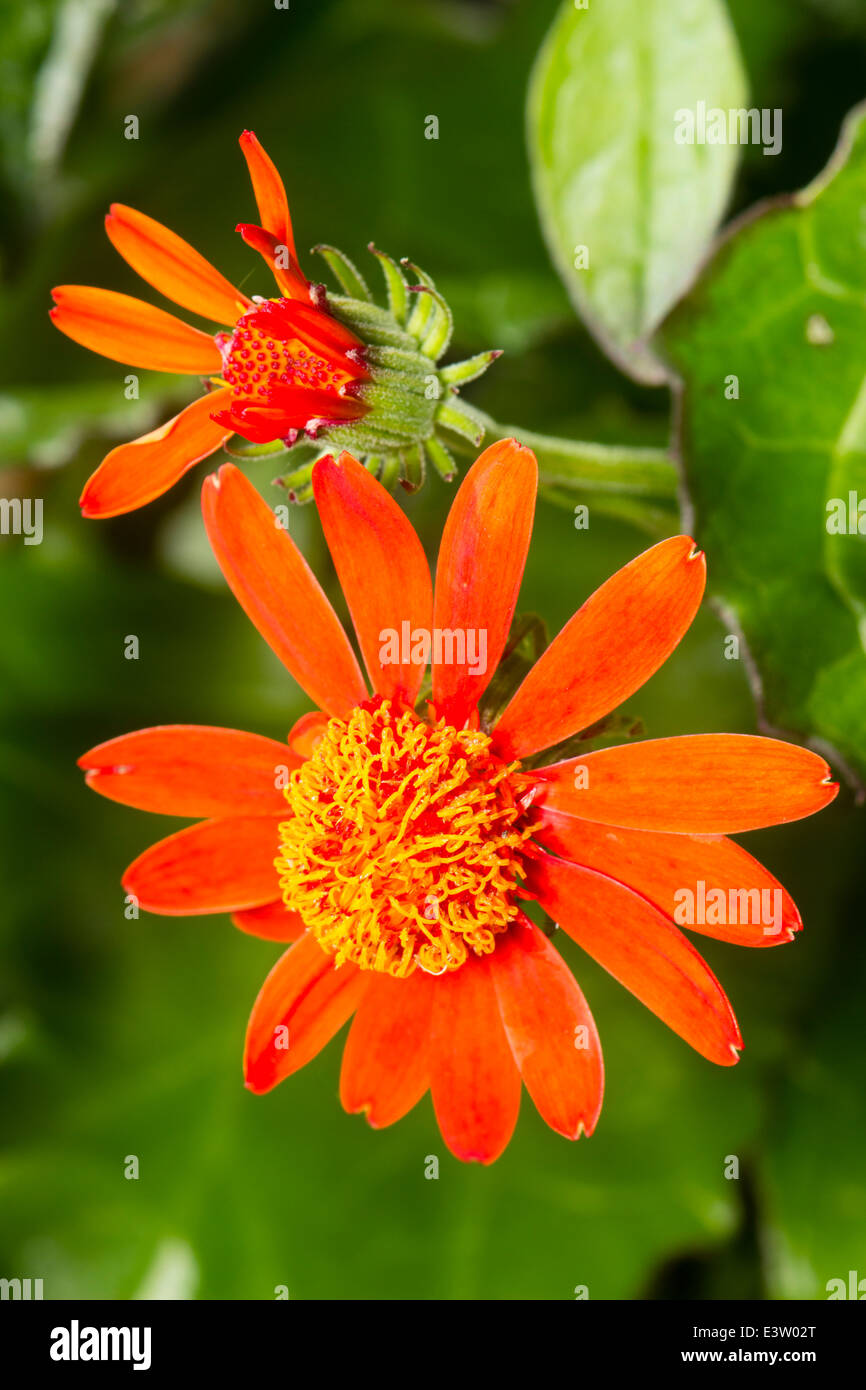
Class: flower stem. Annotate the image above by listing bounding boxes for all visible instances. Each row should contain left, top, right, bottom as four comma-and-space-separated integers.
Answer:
449, 404, 680, 536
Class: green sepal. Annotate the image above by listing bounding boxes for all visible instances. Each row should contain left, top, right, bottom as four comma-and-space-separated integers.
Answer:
403, 261, 453, 358
440, 350, 503, 387
435, 398, 485, 445
363, 454, 386, 480
379, 453, 402, 490
403, 270, 435, 341
353, 381, 436, 437
223, 436, 289, 460
287, 480, 315, 504
362, 345, 431, 376
368, 244, 410, 324
399, 443, 425, 492
324, 421, 417, 454
329, 295, 418, 351
313, 245, 371, 301
424, 435, 456, 482
277, 458, 316, 500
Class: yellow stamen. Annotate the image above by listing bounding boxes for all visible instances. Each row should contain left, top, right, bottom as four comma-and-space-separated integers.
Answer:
276, 699, 530, 977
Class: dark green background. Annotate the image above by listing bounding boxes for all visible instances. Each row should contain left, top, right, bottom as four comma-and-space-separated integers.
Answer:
0, 0, 864, 1299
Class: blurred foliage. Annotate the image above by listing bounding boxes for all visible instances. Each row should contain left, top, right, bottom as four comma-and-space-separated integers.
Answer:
1, 0, 865, 1300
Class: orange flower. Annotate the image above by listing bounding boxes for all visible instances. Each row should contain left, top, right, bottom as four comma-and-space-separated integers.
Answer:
79, 441, 837, 1162
51, 132, 502, 517
51, 131, 370, 518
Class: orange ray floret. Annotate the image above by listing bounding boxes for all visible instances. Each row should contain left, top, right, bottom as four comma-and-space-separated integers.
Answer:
80, 440, 838, 1163
312, 453, 433, 705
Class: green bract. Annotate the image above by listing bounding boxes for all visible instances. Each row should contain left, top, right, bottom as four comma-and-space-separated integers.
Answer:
229, 243, 501, 503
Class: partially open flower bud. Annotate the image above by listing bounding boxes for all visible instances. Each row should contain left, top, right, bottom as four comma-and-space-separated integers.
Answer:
49, 129, 500, 519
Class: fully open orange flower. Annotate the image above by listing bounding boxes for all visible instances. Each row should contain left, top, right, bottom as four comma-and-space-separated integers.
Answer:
79, 441, 837, 1162
50, 132, 369, 519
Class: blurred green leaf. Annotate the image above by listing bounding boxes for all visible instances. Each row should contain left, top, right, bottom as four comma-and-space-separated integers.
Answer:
0, 913, 766, 1298
662, 102, 866, 787
441, 270, 572, 354
0, 378, 187, 467
528, 0, 747, 383
762, 948, 866, 1299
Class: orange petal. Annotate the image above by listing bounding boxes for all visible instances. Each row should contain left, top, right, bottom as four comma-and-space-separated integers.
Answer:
123, 816, 284, 915
79, 388, 233, 519
313, 452, 433, 704
201, 464, 368, 716
79, 724, 295, 817
50, 286, 222, 373
490, 922, 603, 1140
239, 131, 296, 261
432, 439, 537, 727
106, 204, 251, 324
340, 970, 433, 1128
535, 735, 838, 834
430, 954, 521, 1163
287, 710, 328, 758
244, 934, 368, 1094
528, 852, 743, 1065
236, 223, 308, 300
534, 812, 802, 946
232, 902, 307, 942
493, 536, 706, 760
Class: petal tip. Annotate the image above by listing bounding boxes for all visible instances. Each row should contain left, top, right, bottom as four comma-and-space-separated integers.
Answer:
204, 461, 237, 497
311, 452, 337, 484
78, 489, 102, 519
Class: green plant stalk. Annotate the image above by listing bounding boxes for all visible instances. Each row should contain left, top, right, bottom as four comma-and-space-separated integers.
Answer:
446, 403, 680, 536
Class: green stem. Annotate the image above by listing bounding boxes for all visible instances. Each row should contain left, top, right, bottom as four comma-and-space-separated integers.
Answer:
449, 404, 680, 536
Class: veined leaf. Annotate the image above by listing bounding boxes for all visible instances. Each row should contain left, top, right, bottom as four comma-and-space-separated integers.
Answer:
662, 102, 866, 788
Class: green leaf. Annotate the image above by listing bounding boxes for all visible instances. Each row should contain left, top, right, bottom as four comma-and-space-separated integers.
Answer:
662, 102, 866, 787
528, 0, 747, 384
0, 380, 187, 468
